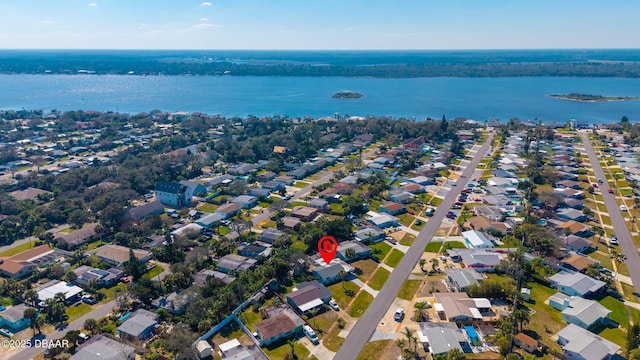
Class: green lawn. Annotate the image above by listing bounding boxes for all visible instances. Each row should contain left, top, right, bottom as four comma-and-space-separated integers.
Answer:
65, 303, 93, 323
0, 242, 37, 257
598, 327, 627, 348
524, 282, 566, 347
322, 327, 345, 352
219, 226, 231, 235
443, 241, 467, 249
328, 281, 360, 309
330, 203, 344, 214
356, 340, 390, 360
290, 201, 307, 207
348, 291, 374, 318
142, 266, 164, 280
383, 249, 404, 268
425, 241, 443, 253
291, 240, 308, 252
368, 268, 390, 291
293, 181, 309, 188
58, 227, 75, 233
198, 203, 218, 213
258, 201, 270, 208
370, 242, 392, 259
599, 296, 629, 329
397, 214, 415, 227
313, 311, 338, 334
622, 282, 639, 303
263, 341, 310, 360
100, 283, 126, 302
397, 280, 421, 300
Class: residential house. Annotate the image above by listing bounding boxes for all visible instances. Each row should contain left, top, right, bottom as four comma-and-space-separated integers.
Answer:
379, 202, 406, 215
561, 253, 598, 273
95, 245, 151, 267
262, 181, 284, 192
254, 309, 304, 346
258, 228, 284, 244
37, 280, 84, 305
452, 249, 505, 272
417, 322, 469, 355
71, 335, 136, 360
179, 180, 207, 198
281, 216, 301, 229
216, 203, 242, 219
0, 245, 55, 278
445, 268, 484, 291
192, 269, 235, 286
238, 243, 269, 258
354, 227, 385, 244
291, 206, 319, 221
308, 198, 329, 211
248, 187, 271, 198
556, 324, 620, 360
286, 280, 332, 313
465, 216, 509, 235
550, 271, 606, 298
274, 175, 294, 185
227, 163, 259, 176
461, 230, 495, 249
217, 254, 257, 274
367, 214, 400, 228
558, 221, 593, 238
514, 333, 538, 353
205, 174, 235, 190
563, 236, 591, 254
564, 198, 585, 210
433, 292, 492, 324
555, 188, 585, 199
155, 181, 190, 207
548, 293, 611, 329
0, 304, 32, 332
217, 339, 253, 360
557, 208, 587, 222
389, 190, 414, 204
151, 290, 193, 315
231, 195, 258, 209
117, 309, 159, 341
127, 200, 165, 222
55, 223, 99, 249
336, 241, 371, 262
195, 212, 224, 229
9, 187, 53, 201
171, 223, 203, 238
256, 171, 276, 182
474, 206, 504, 222
408, 176, 434, 186
312, 263, 345, 285
73, 265, 124, 288
401, 183, 424, 194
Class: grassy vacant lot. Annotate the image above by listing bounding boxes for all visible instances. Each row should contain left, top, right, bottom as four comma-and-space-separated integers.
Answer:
356, 340, 390, 360
368, 268, 390, 291
370, 242, 392, 259
524, 282, 565, 349
425, 241, 443, 253
348, 291, 374, 318
198, 203, 218, 213
443, 241, 467, 249
599, 295, 629, 329
313, 310, 338, 334
263, 341, 310, 360
397, 214, 415, 227
384, 249, 404, 268
293, 181, 309, 188
397, 280, 422, 300
352, 259, 379, 282
400, 233, 416, 246
323, 326, 345, 351
65, 303, 93, 323
623, 283, 639, 303
100, 283, 126, 302
239, 309, 263, 329
328, 281, 360, 309
142, 266, 164, 280
219, 226, 231, 235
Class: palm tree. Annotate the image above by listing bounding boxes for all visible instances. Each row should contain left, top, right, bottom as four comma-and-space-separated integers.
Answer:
512, 308, 530, 332
84, 318, 98, 335
395, 339, 407, 353
430, 258, 439, 273
419, 259, 426, 272
345, 248, 356, 261
447, 348, 465, 360
338, 270, 347, 289
23, 289, 38, 307
403, 327, 415, 353
24, 307, 38, 336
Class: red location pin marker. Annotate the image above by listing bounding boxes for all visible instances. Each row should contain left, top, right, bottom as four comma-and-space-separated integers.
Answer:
318, 236, 338, 265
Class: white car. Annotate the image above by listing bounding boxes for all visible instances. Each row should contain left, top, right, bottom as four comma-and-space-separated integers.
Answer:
303, 325, 319, 344
393, 308, 405, 322
620, 205, 628, 212
329, 299, 339, 311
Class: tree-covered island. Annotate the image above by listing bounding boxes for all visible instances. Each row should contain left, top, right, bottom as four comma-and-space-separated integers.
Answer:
332, 91, 364, 99
549, 93, 640, 102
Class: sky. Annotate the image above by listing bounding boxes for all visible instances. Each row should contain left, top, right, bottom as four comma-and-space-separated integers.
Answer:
1, 0, 639, 50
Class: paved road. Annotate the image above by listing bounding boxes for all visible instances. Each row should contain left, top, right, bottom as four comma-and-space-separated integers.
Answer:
8, 300, 117, 360
581, 132, 640, 294
251, 148, 378, 226
334, 134, 495, 360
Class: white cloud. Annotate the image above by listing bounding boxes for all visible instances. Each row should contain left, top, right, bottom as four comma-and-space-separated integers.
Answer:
42, 20, 55, 25
200, 17, 209, 21
192, 23, 219, 29
200, 2, 212, 6
87, 3, 97, 7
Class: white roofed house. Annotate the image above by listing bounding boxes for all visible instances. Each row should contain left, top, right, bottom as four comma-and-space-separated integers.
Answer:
556, 324, 620, 360
417, 322, 470, 355
461, 230, 495, 249
36, 280, 84, 306
548, 293, 612, 329
549, 271, 606, 298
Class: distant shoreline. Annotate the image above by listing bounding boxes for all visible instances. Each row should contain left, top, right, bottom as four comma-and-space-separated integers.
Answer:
333, 91, 364, 99
548, 93, 640, 102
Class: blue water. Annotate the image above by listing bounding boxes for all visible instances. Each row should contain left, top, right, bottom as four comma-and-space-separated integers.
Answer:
1, 74, 640, 123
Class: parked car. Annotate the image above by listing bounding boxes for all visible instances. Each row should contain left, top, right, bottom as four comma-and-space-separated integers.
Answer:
608, 189, 614, 193
120, 277, 130, 283
329, 299, 339, 311
394, 308, 405, 322
592, 183, 598, 188
598, 178, 603, 184
620, 205, 628, 212
446, 213, 456, 219
386, 237, 398, 245
304, 325, 319, 344
82, 295, 97, 305
610, 236, 619, 245
408, 211, 415, 215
